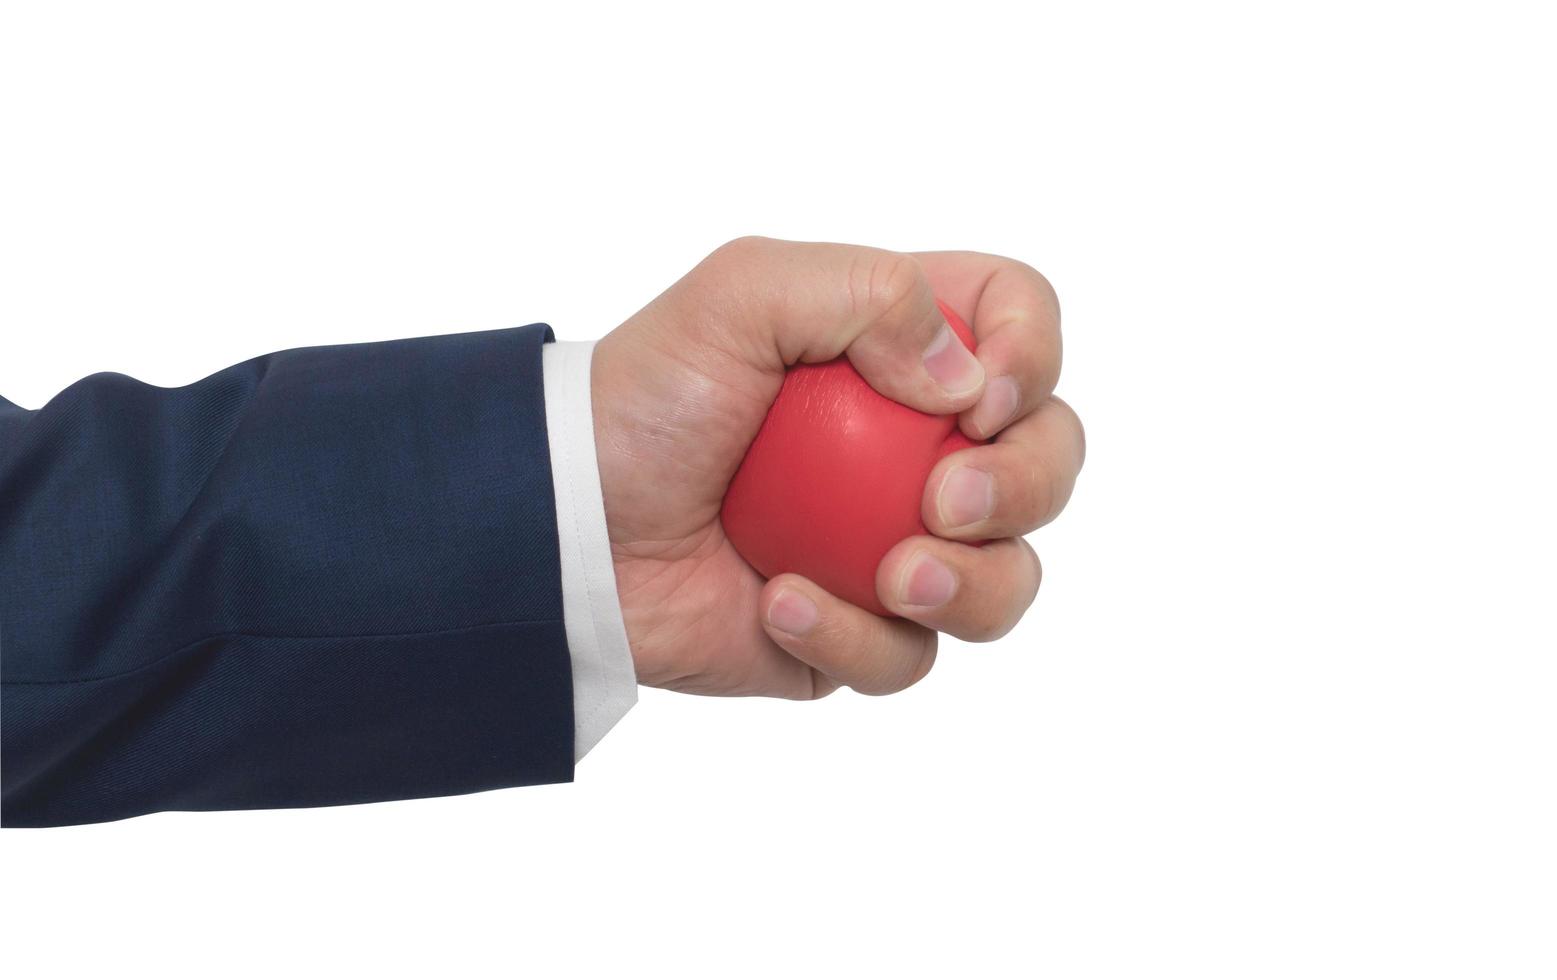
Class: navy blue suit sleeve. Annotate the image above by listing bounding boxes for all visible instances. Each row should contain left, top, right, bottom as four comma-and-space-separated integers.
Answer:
1, 324, 574, 827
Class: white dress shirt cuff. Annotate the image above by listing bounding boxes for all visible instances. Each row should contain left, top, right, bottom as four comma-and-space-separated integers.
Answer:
540, 339, 638, 762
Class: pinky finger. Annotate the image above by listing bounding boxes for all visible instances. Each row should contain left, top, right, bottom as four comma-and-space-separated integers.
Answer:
760, 574, 938, 696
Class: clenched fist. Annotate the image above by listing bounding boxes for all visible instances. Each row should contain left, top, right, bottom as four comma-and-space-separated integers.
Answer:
592, 237, 1084, 699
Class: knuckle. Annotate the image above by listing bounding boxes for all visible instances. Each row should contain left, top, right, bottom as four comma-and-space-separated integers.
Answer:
854, 630, 938, 696
1022, 542, 1044, 610
964, 601, 1025, 643
1052, 396, 1087, 469
1037, 353, 1063, 401
705, 235, 774, 270
905, 631, 939, 687
961, 607, 1017, 643
1010, 258, 1061, 321
1022, 538, 1044, 590
847, 249, 924, 326
961, 544, 1041, 642
851, 675, 900, 697
1015, 337, 1062, 402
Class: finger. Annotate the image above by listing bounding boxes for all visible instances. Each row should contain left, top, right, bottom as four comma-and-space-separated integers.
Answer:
696, 236, 986, 415
922, 396, 1086, 541
760, 573, 938, 696
913, 251, 1062, 438
876, 536, 1042, 643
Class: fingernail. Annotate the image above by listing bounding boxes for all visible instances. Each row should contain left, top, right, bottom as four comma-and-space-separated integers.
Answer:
938, 466, 994, 529
970, 376, 1020, 436
922, 324, 985, 397
767, 588, 819, 635
900, 552, 957, 608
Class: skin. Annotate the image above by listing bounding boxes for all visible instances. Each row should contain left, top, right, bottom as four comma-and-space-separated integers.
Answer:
592, 237, 1085, 699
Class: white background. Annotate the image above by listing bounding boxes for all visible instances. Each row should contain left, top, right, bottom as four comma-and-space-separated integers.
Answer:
2, 1, 1554, 977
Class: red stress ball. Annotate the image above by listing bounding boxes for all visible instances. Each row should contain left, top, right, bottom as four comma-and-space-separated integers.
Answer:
721, 302, 984, 617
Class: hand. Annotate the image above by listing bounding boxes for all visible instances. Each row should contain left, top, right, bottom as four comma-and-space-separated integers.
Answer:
591, 237, 1084, 698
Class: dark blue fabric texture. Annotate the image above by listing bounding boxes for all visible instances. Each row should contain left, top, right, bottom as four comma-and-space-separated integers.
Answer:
1, 324, 574, 826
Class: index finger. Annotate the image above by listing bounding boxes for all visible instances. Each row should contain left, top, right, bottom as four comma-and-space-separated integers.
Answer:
913, 252, 1063, 440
